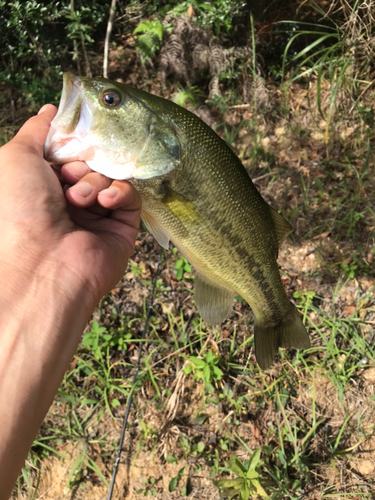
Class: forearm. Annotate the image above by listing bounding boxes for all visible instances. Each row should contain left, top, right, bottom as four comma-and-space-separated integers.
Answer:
0, 259, 94, 499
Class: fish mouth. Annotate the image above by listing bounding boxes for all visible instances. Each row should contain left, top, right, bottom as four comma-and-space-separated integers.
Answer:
44, 72, 95, 164
44, 72, 140, 180
44, 72, 179, 180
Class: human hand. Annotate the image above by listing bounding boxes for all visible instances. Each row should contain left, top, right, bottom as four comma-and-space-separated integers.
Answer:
0, 105, 141, 498
0, 104, 141, 306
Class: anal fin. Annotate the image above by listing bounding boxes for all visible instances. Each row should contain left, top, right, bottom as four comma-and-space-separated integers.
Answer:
194, 275, 234, 325
141, 210, 170, 249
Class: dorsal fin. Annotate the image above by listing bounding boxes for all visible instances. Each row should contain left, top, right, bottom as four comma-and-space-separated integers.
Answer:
269, 207, 292, 247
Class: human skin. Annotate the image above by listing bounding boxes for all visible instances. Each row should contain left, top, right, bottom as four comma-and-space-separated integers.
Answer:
0, 105, 141, 498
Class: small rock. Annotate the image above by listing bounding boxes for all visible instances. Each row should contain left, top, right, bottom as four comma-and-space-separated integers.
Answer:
356, 460, 375, 476
363, 368, 375, 384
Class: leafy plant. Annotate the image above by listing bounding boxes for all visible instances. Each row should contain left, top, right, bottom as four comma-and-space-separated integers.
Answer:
137, 477, 158, 497
175, 255, 191, 280
81, 320, 132, 359
169, 466, 186, 493
33, 406, 110, 488
293, 290, 316, 324
133, 19, 167, 63
216, 450, 268, 499
172, 85, 203, 108
171, 247, 192, 280
166, 0, 245, 36
184, 350, 223, 385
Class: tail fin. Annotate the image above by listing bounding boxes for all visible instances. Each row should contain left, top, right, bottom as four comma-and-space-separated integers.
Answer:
254, 303, 310, 370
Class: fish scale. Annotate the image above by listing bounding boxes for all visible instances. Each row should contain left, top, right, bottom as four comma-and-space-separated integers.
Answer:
45, 73, 310, 369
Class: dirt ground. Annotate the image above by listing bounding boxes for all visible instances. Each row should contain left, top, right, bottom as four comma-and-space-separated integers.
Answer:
10, 59, 375, 500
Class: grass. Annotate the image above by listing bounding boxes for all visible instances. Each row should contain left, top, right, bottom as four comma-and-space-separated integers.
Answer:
9, 7, 375, 496
14, 230, 375, 498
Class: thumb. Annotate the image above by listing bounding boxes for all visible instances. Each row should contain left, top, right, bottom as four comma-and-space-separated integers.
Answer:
12, 104, 57, 155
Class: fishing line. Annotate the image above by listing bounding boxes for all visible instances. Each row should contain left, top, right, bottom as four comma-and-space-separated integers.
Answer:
107, 252, 163, 500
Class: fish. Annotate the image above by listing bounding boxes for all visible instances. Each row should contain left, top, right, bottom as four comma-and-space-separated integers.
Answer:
44, 72, 310, 369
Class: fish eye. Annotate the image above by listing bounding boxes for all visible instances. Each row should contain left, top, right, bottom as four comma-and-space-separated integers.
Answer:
101, 90, 121, 108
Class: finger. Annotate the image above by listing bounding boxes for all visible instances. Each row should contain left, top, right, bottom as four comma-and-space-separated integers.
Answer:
61, 161, 91, 184
88, 204, 112, 217
68, 200, 111, 217
97, 180, 142, 213
65, 172, 112, 207
11, 105, 57, 155
66, 203, 109, 221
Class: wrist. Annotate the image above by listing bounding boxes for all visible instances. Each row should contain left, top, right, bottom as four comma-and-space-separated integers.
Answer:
0, 246, 95, 499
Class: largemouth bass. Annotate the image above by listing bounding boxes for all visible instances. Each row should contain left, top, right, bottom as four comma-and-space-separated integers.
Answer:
45, 72, 310, 369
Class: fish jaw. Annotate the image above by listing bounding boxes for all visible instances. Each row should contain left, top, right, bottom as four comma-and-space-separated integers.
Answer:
44, 73, 138, 179
44, 73, 92, 162
44, 73, 180, 181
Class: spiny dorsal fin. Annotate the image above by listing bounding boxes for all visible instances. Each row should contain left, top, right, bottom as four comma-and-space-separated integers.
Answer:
194, 274, 234, 325
269, 206, 292, 247
141, 210, 170, 249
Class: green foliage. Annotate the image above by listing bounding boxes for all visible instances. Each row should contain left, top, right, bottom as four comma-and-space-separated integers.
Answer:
216, 450, 268, 500
278, 1, 375, 113
81, 320, 132, 360
133, 19, 167, 63
136, 477, 158, 497
0, 0, 106, 108
172, 247, 192, 279
32, 406, 110, 489
65, 6, 96, 45
175, 256, 191, 280
166, 0, 245, 36
172, 85, 203, 108
184, 350, 223, 385
168, 466, 185, 493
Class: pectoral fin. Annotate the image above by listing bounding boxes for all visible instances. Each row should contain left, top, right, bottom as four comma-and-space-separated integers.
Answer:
141, 210, 170, 249
194, 275, 234, 325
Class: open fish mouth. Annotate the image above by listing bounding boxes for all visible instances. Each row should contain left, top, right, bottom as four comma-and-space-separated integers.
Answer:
44, 73, 95, 164
44, 72, 151, 180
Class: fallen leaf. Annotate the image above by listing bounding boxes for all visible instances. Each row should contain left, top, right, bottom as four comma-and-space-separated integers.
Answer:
344, 305, 356, 316
312, 231, 330, 240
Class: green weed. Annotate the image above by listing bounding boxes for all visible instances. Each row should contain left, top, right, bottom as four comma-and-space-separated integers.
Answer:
133, 19, 168, 63
216, 450, 268, 499
184, 350, 224, 386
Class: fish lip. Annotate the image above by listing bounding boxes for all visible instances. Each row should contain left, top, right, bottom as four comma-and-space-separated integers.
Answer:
44, 73, 93, 163
59, 72, 82, 113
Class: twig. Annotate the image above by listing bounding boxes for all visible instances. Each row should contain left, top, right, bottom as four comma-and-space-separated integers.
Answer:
80, 31, 92, 77
252, 171, 277, 182
148, 344, 190, 370
70, 0, 81, 75
228, 104, 251, 110
103, 0, 117, 78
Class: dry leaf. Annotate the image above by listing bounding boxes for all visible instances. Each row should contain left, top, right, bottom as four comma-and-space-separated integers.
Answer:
344, 305, 356, 316
312, 231, 330, 240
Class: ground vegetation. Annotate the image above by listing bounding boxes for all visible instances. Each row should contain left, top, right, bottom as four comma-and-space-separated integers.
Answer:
1, 1, 375, 498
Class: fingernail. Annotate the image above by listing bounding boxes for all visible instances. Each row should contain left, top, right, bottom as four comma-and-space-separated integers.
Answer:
69, 182, 93, 198
38, 105, 48, 115
99, 186, 119, 199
